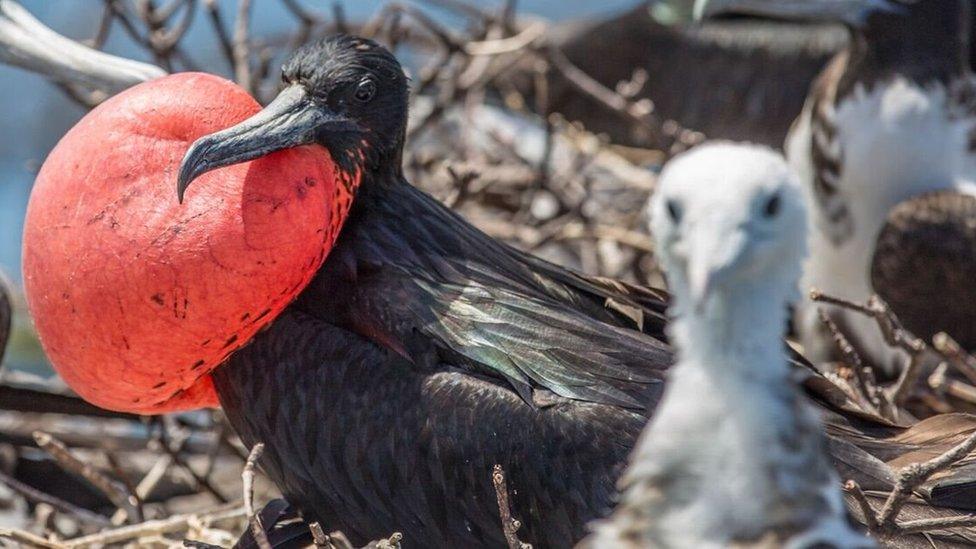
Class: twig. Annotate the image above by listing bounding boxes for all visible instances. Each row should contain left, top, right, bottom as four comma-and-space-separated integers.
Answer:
0, 469, 111, 527
156, 423, 229, 502
332, 2, 348, 35
810, 291, 926, 356
491, 464, 531, 549
104, 450, 145, 525
203, 0, 236, 73
846, 432, 976, 538
85, 2, 114, 49
817, 309, 889, 416
61, 502, 244, 547
0, 527, 65, 549
895, 515, 976, 534
233, 0, 254, 95
878, 430, 976, 529
929, 363, 976, 406
464, 22, 545, 56
932, 332, 976, 386
243, 443, 271, 549
843, 480, 879, 531
309, 521, 331, 547
810, 290, 929, 410
33, 431, 142, 523
148, 0, 195, 55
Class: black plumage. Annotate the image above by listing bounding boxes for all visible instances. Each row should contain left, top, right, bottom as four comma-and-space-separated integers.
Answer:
872, 191, 976, 350
177, 35, 976, 548
214, 167, 671, 547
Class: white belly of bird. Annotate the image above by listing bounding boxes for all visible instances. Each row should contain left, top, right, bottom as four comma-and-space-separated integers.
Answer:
789, 78, 976, 366
633, 365, 854, 547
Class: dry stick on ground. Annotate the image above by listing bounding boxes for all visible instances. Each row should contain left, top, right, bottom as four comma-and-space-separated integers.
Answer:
929, 362, 976, 406
933, 332, 976, 386
33, 430, 143, 524
155, 419, 230, 502
0, 469, 111, 528
492, 464, 531, 549
0, 526, 64, 549
63, 502, 245, 548
810, 290, 928, 409
243, 443, 271, 549
844, 429, 976, 537
816, 308, 891, 418
543, 46, 703, 155
104, 450, 145, 525
0, 503, 245, 548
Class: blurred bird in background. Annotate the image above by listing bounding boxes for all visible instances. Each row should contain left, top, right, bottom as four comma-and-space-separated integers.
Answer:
700, 0, 976, 373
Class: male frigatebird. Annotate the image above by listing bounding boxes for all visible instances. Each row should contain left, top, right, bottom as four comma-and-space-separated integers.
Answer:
178, 35, 675, 547
21, 34, 976, 548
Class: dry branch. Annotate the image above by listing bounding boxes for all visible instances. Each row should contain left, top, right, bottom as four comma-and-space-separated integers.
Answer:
243, 442, 270, 549
33, 430, 143, 524
492, 464, 531, 549
844, 430, 976, 537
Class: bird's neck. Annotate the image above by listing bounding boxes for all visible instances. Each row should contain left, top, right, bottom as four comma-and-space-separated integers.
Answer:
669, 283, 792, 384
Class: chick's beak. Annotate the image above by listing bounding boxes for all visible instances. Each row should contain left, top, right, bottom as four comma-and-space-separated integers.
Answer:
686, 227, 748, 312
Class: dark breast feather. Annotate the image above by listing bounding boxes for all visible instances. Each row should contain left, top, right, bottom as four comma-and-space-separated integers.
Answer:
214, 309, 647, 547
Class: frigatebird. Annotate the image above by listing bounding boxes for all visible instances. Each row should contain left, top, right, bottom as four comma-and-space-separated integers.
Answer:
21, 33, 976, 548
700, 0, 976, 369
176, 35, 673, 547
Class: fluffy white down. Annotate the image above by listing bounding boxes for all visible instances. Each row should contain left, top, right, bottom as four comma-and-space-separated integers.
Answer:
790, 78, 976, 367
602, 142, 872, 548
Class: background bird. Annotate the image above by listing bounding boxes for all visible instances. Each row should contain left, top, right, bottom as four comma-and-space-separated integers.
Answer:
699, 0, 976, 373
582, 142, 871, 548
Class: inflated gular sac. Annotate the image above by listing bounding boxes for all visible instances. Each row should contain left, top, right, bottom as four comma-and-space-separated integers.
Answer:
23, 73, 345, 413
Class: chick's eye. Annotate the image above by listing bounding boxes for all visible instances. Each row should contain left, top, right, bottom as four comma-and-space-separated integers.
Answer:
763, 193, 781, 218
665, 199, 682, 223
355, 79, 376, 102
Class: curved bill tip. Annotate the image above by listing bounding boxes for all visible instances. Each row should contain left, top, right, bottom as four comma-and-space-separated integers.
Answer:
172, 84, 337, 205
176, 141, 207, 204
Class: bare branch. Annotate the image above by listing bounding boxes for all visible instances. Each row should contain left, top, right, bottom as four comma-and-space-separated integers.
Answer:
0, 469, 111, 527
878, 430, 976, 528
492, 464, 531, 549
0, 0, 163, 94
233, 0, 254, 94
33, 431, 143, 523
243, 443, 271, 549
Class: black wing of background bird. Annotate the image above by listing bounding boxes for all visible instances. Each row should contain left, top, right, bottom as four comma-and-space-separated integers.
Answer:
871, 190, 976, 351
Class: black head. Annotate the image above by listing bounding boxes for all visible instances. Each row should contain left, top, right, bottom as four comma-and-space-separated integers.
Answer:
177, 35, 409, 202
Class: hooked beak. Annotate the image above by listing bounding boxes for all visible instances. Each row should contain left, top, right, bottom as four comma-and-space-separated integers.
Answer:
686, 228, 748, 312
693, 0, 904, 25
177, 84, 354, 203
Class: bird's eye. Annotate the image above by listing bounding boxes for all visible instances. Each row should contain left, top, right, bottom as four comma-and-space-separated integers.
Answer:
762, 193, 781, 218
355, 79, 376, 102
666, 199, 682, 223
